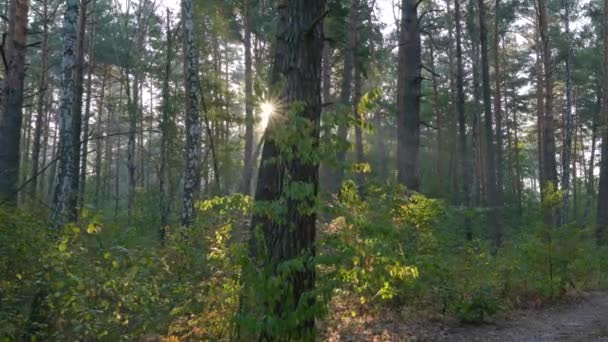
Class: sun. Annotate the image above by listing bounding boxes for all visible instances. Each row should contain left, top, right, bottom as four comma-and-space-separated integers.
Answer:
259, 101, 275, 129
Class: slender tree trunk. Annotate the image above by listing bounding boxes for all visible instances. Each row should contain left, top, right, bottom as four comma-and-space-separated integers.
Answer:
30, 0, 49, 199
125, 69, 136, 224
596, 0, 608, 244
396, 0, 421, 191
467, 0, 482, 205
0, 0, 29, 206
94, 69, 106, 206
494, 0, 504, 204
160, 9, 173, 239
584, 95, 598, 224
68, 0, 87, 217
79, 0, 96, 208
248, 0, 325, 338
536, 28, 545, 196
240, 0, 254, 195
181, 0, 202, 226
539, 0, 558, 222
335, 0, 359, 190
429, 36, 443, 193
455, 0, 471, 238
353, 37, 365, 185
478, 0, 502, 249
560, 0, 574, 225
51, 0, 80, 227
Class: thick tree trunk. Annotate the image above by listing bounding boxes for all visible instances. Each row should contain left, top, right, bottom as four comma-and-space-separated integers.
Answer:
396, 0, 421, 191
240, 0, 254, 195
0, 0, 29, 206
478, 0, 502, 248
51, 0, 80, 227
248, 0, 325, 338
181, 0, 202, 226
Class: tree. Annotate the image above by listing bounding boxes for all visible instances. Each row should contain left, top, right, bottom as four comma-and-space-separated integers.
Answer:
0, 0, 30, 205
596, 0, 608, 244
240, 0, 254, 195
29, 0, 50, 199
560, 0, 575, 225
335, 0, 360, 190
538, 0, 558, 216
51, 0, 80, 227
396, 0, 421, 191
248, 0, 325, 337
181, 0, 202, 227
455, 0, 471, 238
479, 0, 502, 248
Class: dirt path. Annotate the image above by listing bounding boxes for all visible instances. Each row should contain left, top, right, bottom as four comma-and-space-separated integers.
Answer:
433, 291, 608, 341
326, 292, 608, 341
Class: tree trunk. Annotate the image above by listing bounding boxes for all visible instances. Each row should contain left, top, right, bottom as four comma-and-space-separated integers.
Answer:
478, 0, 502, 249
335, 0, 359, 191
0, 0, 29, 206
455, 0, 471, 238
240, 0, 254, 195
560, 0, 574, 225
181, 0, 202, 226
248, 0, 325, 338
396, 0, 421, 191
160, 9, 173, 239
94, 69, 106, 206
69, 0, 87, 216
30, 0, 49, 200
79, 0, 96, 208
596, 0, 608, 244
494, 0, 504, 204
539, 0, 558, 222
51, 0, 80, 227
429, 35, 443, 193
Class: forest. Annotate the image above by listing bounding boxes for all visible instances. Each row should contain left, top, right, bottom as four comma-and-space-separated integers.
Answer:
1, 0, 608, 339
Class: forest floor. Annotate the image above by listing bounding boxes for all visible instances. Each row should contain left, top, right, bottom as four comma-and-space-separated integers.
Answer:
324, 291, 608, 341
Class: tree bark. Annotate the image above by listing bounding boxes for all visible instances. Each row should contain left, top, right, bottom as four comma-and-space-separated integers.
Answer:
248, 0, 325, 338
79, 0, 96, 208
396, 0, 421, 191
240, 0, 254, 195
30, 0, 49, 200
335, 0, 359, 190
455, 0, 471, 238
596, 0, 608, 244
478, 0, 502, 248
0, 0, 29, 206
538, 0, 558, 221
51, 0, 80, 227
560, 0, 574, 225
494, 0, 504, 204
160, 9, 173, 239
181, 0, 202, 227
